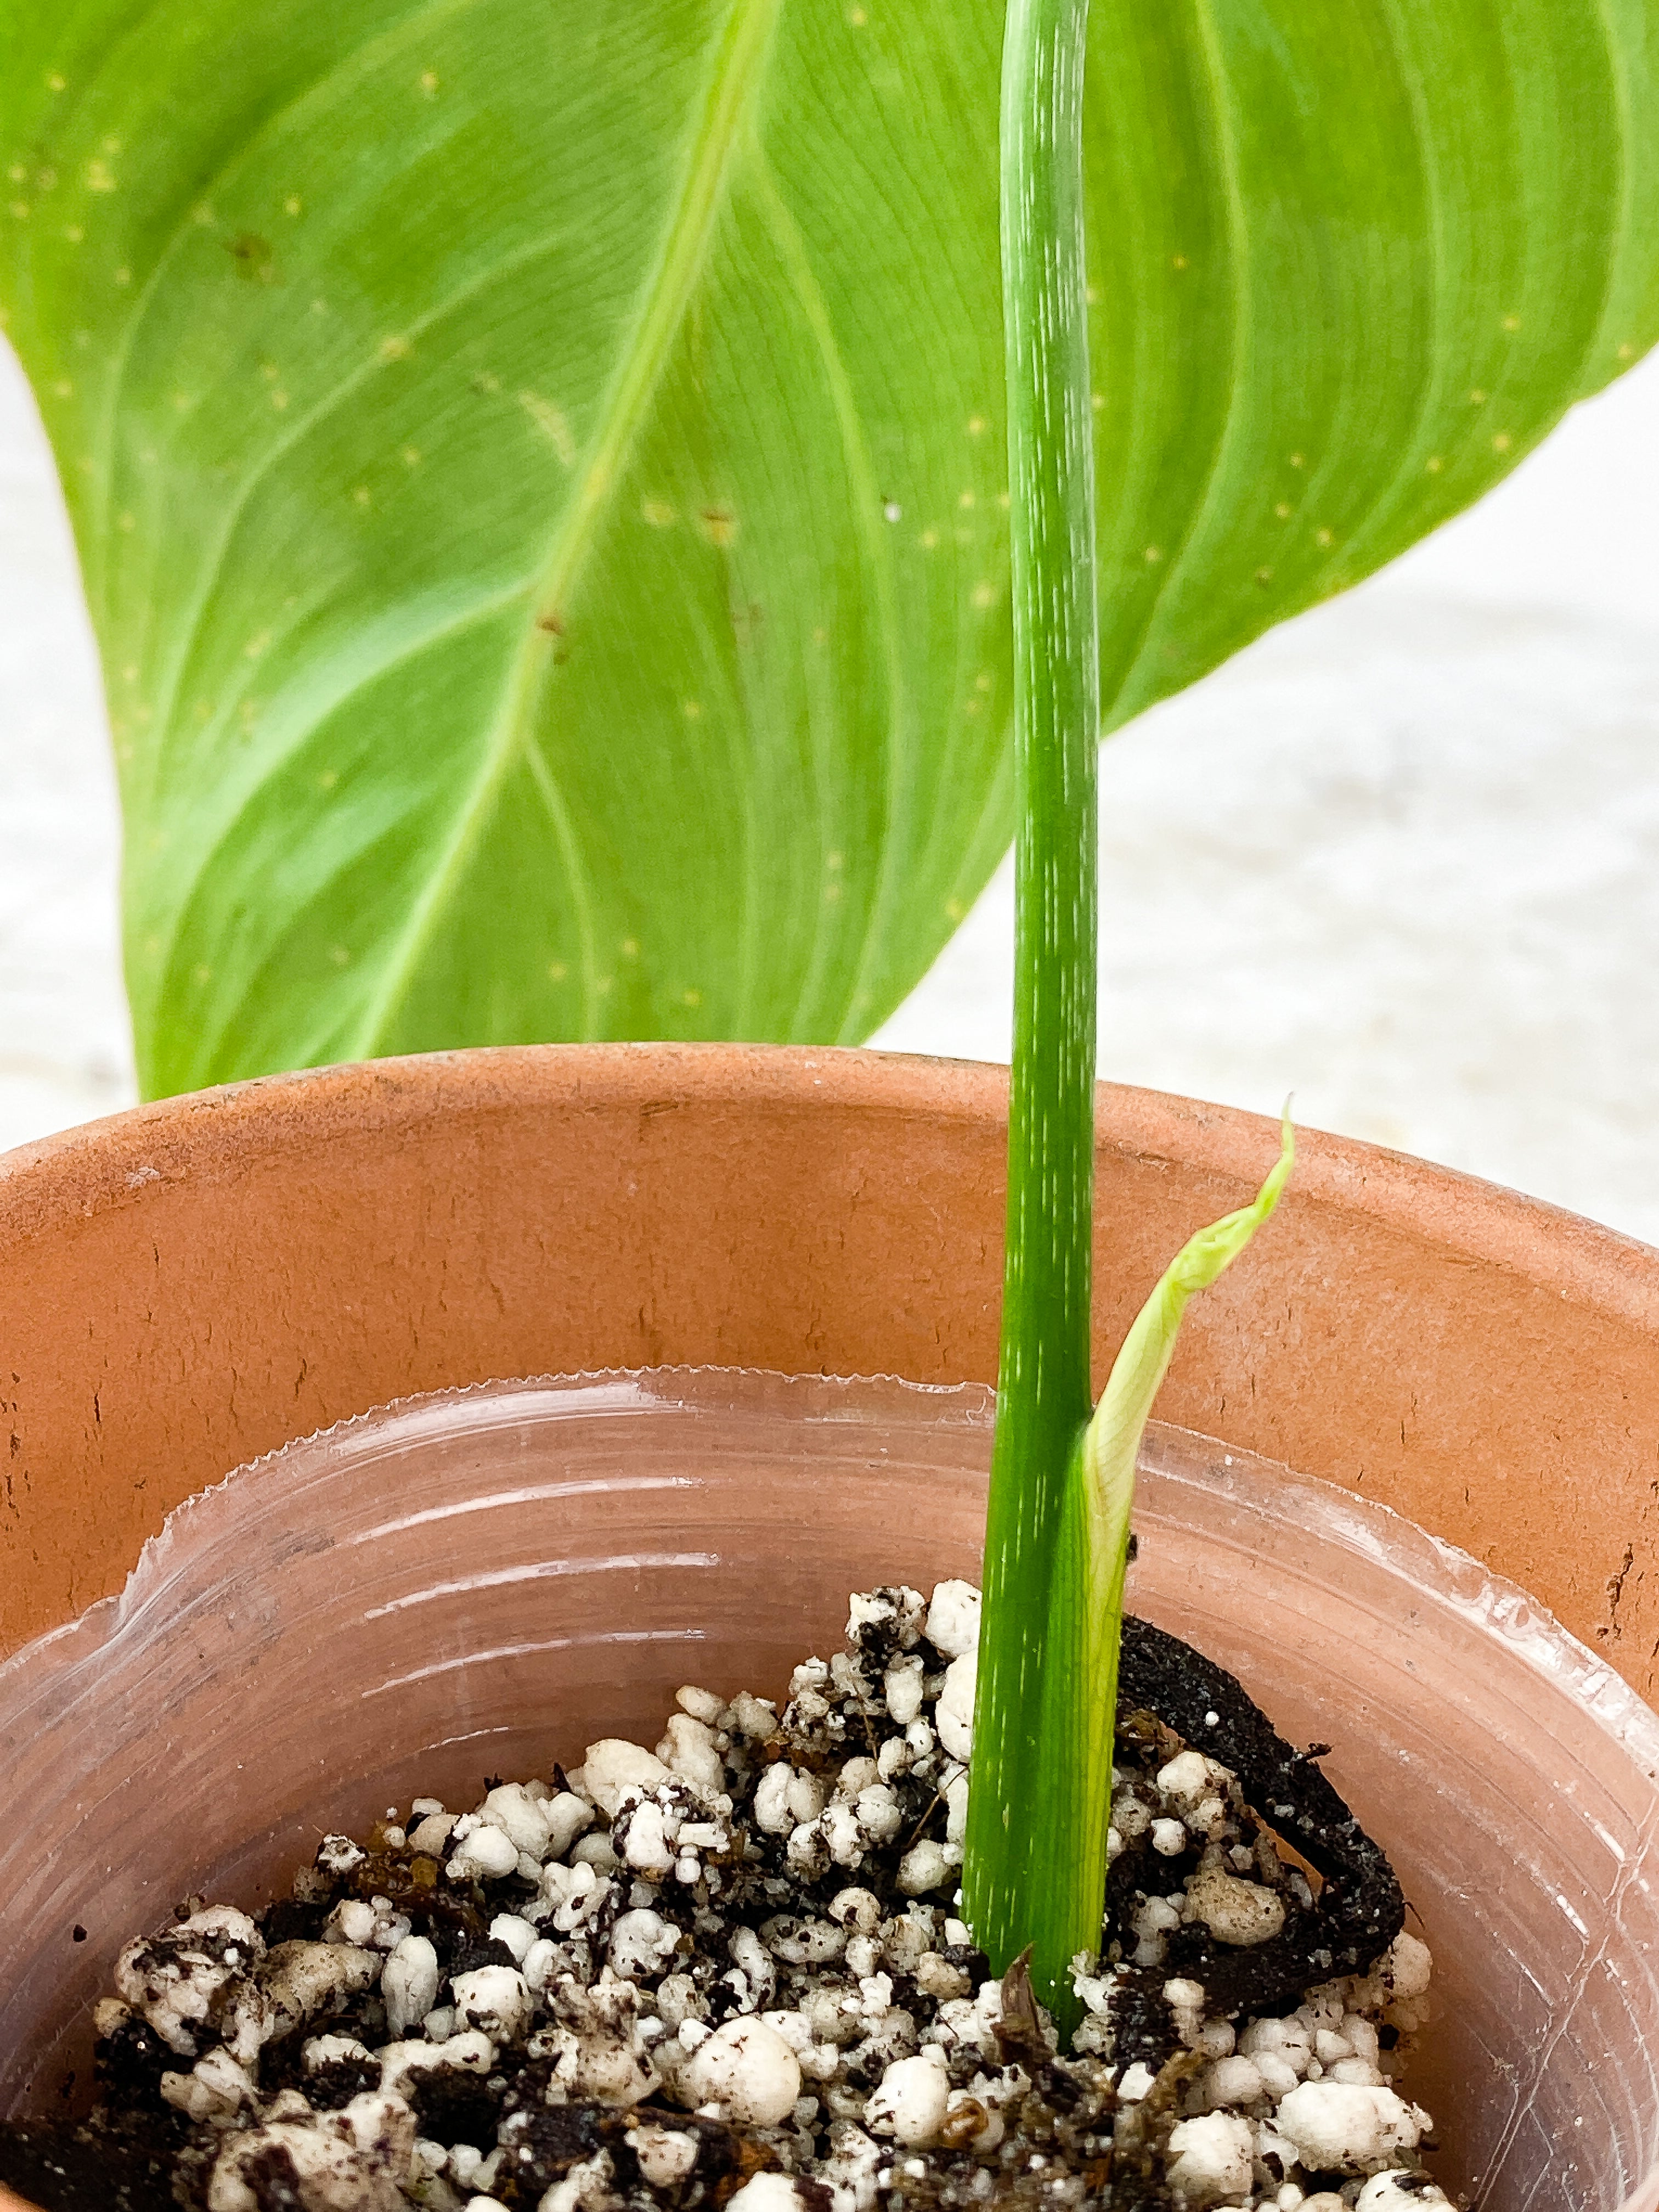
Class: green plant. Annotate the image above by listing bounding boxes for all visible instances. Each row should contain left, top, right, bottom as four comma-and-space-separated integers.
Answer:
4, 0, 1657, 2053
956, 1, 1300, 2034
3, 0, 1655, 1094
955, 0, 1658, 2041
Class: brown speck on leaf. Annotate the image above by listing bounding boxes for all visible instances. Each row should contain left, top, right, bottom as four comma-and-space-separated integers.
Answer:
536, 612, 566, 636
698, 505, 737, 548
225, 233, 274, 282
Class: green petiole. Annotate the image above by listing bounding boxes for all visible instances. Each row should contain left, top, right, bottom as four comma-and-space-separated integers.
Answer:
960, 0, 1100, 2021
963, 0, 1299, 2043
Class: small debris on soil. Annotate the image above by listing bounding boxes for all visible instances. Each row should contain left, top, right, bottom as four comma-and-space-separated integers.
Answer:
0, 1583, 1452, 2212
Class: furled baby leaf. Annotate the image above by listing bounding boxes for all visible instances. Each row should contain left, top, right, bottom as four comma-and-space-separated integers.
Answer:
1050, 1111, 1295, 2029
972, 1086, 1296, 2029
1, 0, 1655, 1091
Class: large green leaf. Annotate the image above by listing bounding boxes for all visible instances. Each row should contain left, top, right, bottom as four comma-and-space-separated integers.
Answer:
2, 0, 1655, 1093
1085, 0, 1659, 725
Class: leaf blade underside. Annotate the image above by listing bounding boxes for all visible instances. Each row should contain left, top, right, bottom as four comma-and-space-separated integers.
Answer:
2, 0, 1655, 1092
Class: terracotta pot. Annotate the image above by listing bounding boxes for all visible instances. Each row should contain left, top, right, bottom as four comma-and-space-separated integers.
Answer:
2, 1043, 1655, 1681
2, 1042, 1657, 2212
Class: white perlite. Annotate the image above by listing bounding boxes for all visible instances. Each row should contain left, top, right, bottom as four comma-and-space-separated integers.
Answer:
1166, 2111, 1256, 2208
61, 1581, 1452, 2212
207, 2090, 414, 2211
1274, 2083, 1430, 2170
382, 1936, 440, 2039
678, 2016, 802, 2129
864, 2050, 952, 2147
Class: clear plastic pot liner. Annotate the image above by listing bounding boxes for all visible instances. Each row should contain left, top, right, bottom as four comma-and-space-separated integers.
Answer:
2, 1369, 1656, 2212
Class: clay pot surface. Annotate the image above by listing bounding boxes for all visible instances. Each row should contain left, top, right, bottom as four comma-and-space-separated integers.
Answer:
3, 1042, 1659, 2212
2, 1041, 1656, 1688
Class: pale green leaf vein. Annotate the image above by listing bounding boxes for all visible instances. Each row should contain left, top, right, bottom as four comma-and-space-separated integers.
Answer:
1111, 0, 1252, 721
92, 0, 481, 556
747, 152, 910, 1041
1316, 0, 1445, 580
1581, 0, 1638, 384
131, 580, 532, 973
144, 219, 582, 763
346, 0, 782, 1056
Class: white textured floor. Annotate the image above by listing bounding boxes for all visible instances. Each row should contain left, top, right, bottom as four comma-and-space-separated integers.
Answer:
3, 341, 1657, 1242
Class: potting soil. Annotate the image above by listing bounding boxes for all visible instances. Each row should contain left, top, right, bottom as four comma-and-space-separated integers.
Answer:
0, 1581, 1451, 2212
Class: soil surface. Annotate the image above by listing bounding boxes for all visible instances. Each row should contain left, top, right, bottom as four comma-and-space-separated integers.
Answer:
0, 1583, 1452, 2212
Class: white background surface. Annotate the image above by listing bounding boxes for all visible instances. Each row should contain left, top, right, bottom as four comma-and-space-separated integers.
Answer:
4, 338, 1657, 1242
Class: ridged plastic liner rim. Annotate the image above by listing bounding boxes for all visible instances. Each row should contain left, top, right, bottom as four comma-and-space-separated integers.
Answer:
2, 1367, 1656, 2212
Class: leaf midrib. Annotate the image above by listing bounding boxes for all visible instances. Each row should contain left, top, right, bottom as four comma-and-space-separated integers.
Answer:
349, 0, 782, 1054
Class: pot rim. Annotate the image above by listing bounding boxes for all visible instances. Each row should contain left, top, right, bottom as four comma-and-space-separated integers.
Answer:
1, 1043, 1654, 1325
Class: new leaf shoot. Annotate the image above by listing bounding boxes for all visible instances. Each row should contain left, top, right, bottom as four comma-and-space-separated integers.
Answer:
1040, 1113, 1296, 2039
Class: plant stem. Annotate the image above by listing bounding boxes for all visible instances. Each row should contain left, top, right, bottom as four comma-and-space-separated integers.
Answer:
962, 0, 1099, 2033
